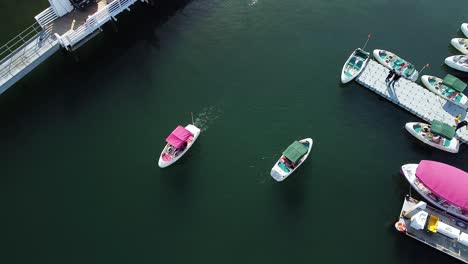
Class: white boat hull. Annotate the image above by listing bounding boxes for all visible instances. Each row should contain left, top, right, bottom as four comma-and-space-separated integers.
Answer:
373, 49, 419, 81
445, 55, 468, 72
451, 38, 468, 55
401, 164, 468, 222
158, 124, 201, 168
270, 138, 313, 182
421, 75, 468, 108
340, 48, 370, 83
462, 23, 468, 38
405, 122, 459, 153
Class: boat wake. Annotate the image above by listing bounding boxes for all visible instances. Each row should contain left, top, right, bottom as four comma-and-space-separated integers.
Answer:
193, 106, 222, 132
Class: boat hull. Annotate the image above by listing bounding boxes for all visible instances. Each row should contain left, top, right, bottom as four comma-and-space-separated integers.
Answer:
405, 122, 459, 153
373, 49, 419, 81
271, 138, 313, 182
462, 23, 468, 38
445, 55, 468, 72
340, 48, 370, 83
401, 164, 468, 222
451, 38, 468, 55
158, 124, 201, 168
421, 75, 468, 108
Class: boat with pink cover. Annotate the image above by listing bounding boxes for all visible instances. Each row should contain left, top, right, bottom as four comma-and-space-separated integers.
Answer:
401, 160, 468, 222
158, 124, 200, 168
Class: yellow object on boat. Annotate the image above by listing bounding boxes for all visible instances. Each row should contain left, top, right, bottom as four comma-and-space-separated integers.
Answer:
427, 215, 439, 233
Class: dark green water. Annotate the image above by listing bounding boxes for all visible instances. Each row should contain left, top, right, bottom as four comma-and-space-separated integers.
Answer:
1, 0, 467, 263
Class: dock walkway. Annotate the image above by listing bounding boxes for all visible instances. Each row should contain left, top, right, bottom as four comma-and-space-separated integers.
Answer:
356, 60, 468, 144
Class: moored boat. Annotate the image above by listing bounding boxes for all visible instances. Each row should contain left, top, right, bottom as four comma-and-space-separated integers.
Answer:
405, 120, 460, 153
451, 38, 468, 55
373, 49, 419, 81
421, 74, 468, 108
341, 48, 370, 83
270, 138, 313, 182
462, 23, 468, 38
445, 55, 468, 72
401, 160, 468, 222
158, 124, 201, 168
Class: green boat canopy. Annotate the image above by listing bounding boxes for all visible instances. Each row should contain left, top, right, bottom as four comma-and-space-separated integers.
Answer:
442, 74, 466, 92
431, 120, 456, 139
282, 141, 308, 163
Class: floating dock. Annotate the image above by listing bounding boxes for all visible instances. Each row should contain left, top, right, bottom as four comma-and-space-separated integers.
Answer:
396, 196, 468, 263
0, 0, 146, 94
356, 60, 468, 144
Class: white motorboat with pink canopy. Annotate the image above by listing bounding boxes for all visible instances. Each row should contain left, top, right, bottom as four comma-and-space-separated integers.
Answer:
158, 124, 200, 168
401, 160, 468, 222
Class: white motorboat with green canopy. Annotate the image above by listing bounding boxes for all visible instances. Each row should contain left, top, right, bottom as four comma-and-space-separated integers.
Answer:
421, 74, 468, 108
373, 49, 418, 81
405, 120, 459, 153
341, 48, 370, 83
270, 138, 313, 182
451, 38, 468, 55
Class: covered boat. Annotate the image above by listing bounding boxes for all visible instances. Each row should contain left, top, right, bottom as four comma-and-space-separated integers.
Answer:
271, 138, 313, 182
373, 49, 419, 81
421, 74, 468, 108
341, 48, 370, 83
158, 124, 201, 168
445, 55, 468, 72
451, 38, 468, 55
405, 120, 459, 153
401, 160, 468, 221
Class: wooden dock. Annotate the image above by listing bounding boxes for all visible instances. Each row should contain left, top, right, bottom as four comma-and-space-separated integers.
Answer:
356, 60, 468, 144
397, 196, 468, 263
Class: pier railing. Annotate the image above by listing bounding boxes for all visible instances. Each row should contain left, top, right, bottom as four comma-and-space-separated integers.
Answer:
0, 23, 44, 62
34, 7, 58, 29
60, 0, 138, 49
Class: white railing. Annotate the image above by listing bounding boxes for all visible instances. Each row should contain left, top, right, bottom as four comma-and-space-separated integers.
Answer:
0, 29, 57, 82
0, 23, 43, 61
34, 7, 58, 29
60, 0, 139, 49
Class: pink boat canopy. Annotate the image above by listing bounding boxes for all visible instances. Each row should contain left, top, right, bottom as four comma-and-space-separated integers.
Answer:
166, 126, 192, 148
416, 160, 468, 210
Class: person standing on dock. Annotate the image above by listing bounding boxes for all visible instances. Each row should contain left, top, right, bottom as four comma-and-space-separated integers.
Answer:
455, 120, 468, 131
389, 72, 401, 88
385, 68, 396, 84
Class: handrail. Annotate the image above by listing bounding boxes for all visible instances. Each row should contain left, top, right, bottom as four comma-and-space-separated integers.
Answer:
34, 7, 58, 29
59, 0, 138, 49
0, 23, 43, 61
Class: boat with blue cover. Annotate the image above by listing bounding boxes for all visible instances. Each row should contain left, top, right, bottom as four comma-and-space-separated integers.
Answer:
270, 138, 313, 182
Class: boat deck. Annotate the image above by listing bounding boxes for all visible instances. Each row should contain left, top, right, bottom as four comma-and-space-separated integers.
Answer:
356, 60, 468, 144
398, 196, 468, 263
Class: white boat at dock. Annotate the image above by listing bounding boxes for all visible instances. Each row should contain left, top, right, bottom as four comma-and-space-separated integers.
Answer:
395, 196, 468, 263
401, 160, 468, 222
462, 23, 468, 38
451, 38, 468, 55
340, 48, 370, 83
421, 74, 468, 109
373, 49, 419, 81
445, 55, 468, 72
405, 121, 460, 153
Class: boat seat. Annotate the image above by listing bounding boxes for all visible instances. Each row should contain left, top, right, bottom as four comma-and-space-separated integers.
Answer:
427, 215, 439, 233
348, 57, 357, 67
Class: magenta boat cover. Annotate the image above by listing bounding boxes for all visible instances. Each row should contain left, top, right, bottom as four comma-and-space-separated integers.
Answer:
416, 160, 468, 210
166, 126, 192, 148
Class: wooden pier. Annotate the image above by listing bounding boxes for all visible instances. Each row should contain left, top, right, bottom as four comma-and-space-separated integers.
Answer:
356, 60, 468, 144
